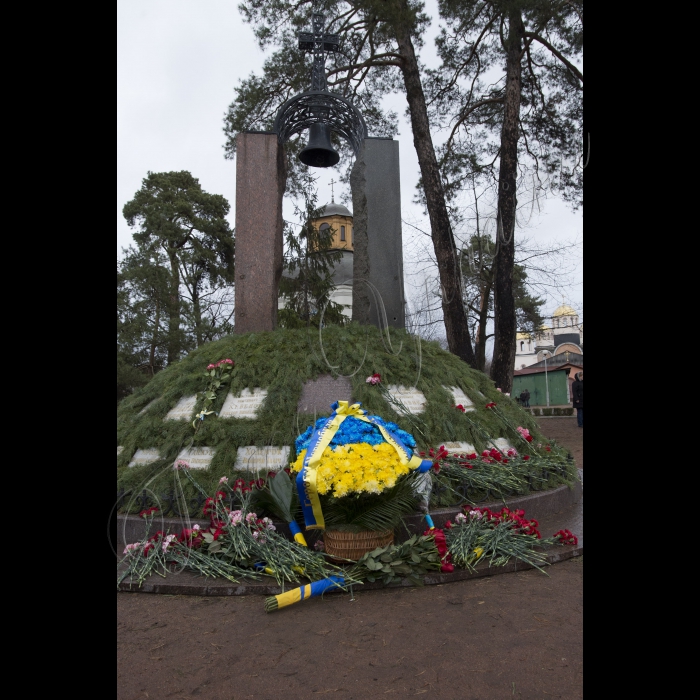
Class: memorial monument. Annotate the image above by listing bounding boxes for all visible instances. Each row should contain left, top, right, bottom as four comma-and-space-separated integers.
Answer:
117, 4, 577, 518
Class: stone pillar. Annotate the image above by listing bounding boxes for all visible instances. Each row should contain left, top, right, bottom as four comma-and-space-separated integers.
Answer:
351, 138, 406, 329
234, 133, 286, 335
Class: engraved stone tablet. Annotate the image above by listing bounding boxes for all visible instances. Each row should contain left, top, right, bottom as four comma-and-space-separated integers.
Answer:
165, 396, 198, 421
235, 447, 291, 473
442, 441, 477, 455
386, 385, 427, 415
445, 386, 476, 412
175, 446, 215, 470
129, 449, 162, 468
298, 375, 353, 415
220, 389, 268, 420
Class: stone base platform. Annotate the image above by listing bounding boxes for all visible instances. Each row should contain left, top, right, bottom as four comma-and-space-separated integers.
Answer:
116, 479, 582, 549
117, 491, 583, 597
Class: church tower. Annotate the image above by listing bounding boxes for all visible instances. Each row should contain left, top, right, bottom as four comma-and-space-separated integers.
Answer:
314, 202, 354, 318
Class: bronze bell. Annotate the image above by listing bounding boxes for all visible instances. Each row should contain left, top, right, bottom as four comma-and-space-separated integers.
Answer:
299, 123, 340, 168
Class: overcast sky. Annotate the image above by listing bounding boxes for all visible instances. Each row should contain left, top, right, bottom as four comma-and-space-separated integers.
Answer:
117, 0, 583, 322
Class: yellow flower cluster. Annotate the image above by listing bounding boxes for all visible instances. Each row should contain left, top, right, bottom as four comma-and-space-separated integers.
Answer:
292, 443, 411, 498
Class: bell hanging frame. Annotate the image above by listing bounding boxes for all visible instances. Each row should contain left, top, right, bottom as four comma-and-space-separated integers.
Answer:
273, 90, 368, 157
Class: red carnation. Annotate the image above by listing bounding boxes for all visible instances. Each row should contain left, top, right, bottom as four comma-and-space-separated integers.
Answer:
427, 528, 454, 573
523, 455, 531, 461
139, 507, 159, 519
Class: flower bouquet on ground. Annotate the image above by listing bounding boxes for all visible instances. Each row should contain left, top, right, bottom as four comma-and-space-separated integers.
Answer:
290, 401, 435, 560
445, 505, 578, 574
117, 468, 351, 591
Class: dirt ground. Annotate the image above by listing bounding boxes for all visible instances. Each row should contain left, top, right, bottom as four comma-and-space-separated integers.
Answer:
537, 418, 583, 470
117, 418, 583, 700
117, 557, 582, 700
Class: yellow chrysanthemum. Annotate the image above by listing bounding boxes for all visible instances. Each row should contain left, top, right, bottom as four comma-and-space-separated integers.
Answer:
291, 443, 412, 498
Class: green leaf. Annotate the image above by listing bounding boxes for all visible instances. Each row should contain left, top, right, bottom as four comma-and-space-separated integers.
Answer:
269, 470, 294, 522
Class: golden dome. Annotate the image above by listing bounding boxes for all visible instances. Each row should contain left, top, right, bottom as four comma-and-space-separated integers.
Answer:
553, 304, 577, 318
538, 324, 552, 332
516, 332, 532, 340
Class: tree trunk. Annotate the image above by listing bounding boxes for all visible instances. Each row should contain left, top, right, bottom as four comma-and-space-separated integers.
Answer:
395, 21, 476, 368
150, 294, 161, 376
491, 11, 524, 393
192, 282, 204, 348
167, 247, 181, 364
475, 277, 492, 372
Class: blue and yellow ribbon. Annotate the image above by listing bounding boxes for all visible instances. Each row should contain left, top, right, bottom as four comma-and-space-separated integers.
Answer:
296, 401, 434, 530
288, 520, 309, 547
272, 576, 346, 610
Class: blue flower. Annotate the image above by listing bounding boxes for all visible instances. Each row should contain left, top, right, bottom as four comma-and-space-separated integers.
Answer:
295, 415, 418, 456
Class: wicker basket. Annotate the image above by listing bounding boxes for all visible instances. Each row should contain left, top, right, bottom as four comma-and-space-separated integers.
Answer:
323, 529, 394, 562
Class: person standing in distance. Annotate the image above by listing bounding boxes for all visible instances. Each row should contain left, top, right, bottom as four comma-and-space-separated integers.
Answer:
572, 372, 584, 428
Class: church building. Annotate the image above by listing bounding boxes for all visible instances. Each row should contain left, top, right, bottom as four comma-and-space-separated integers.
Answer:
515, 304, 584, 370
279, 202, 355, 319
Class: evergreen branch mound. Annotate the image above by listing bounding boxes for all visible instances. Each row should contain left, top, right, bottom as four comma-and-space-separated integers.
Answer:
117, 325, 576, 515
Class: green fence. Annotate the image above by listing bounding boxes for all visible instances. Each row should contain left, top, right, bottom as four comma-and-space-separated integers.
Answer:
512, 369, 570, 407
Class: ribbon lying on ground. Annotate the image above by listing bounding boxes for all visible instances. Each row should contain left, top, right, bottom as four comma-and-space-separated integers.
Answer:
268, 576, 346, 612
296, 401, 434, 530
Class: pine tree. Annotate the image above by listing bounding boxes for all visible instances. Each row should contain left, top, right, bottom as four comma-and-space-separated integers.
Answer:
429, 0, 583, 391
461, 233, 545, 372
122, 171, 235, 363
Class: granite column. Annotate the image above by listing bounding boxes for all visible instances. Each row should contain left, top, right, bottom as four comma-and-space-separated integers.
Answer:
234, 133, 287, 334
351, 138, 406, 329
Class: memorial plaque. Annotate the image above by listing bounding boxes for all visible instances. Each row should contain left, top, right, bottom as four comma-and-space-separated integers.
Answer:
235, 447, 291, 473
165, 396, 198, 421
129, 449, 162, 468
220, 389, 268, 419
442, 441, 477, 455
298, 375, 353, 414
175, 447, 216, 471
386, 385, 427, 415
445, 386, 476, 412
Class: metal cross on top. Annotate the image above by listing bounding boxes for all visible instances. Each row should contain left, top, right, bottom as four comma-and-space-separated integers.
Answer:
298, 5, 340, 92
